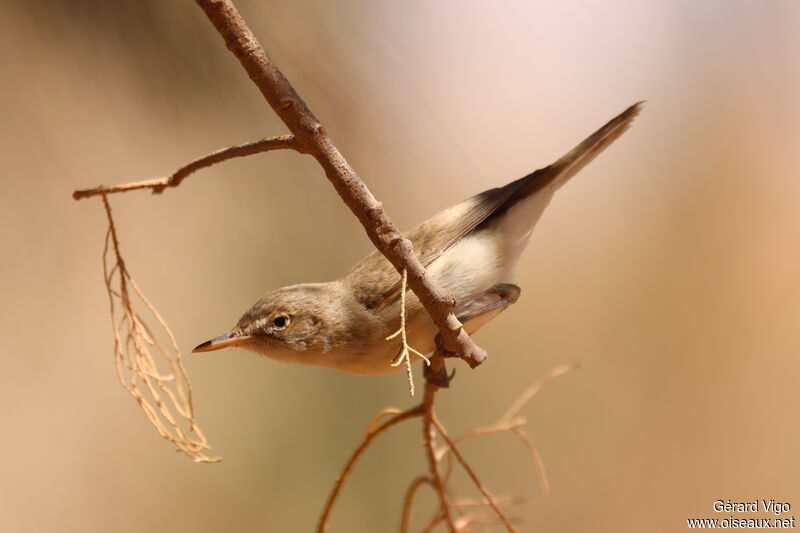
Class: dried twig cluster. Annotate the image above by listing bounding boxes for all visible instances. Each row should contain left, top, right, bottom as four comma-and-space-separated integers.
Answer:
102, 195, 218, 463
317, 362, 578, 532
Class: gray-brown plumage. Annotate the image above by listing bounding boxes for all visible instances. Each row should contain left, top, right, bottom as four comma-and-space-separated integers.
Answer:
193, 102, 643, 375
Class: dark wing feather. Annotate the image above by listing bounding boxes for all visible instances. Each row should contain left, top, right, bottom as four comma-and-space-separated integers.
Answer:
342, 102, 643, 310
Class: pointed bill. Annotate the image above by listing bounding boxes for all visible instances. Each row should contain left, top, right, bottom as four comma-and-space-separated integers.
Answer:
192, 332, 253, 353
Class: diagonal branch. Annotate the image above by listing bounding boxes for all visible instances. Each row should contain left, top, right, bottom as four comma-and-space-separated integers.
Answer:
421, 380, 458, 532
73, 134, 297, 200
432, 414, 517, 533
316, 405, 424, 533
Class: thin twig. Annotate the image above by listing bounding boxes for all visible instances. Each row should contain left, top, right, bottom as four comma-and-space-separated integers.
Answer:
500, 362, 580, 424
74, 135, 297, 200
316, 405, 424, 533
422, 512, 447, 533
363, 407, 405, 438
400, 476, 435, 533
435, 362, 580, 495
387, 269, 431, 396
510, 426, 550, 495
432, 414, 517, 533
452, 494, 524, 509
455, 512, 523, 530
421, 378, 457, 533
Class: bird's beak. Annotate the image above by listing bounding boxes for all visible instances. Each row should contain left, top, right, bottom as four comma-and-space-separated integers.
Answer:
192, 332, 254, 353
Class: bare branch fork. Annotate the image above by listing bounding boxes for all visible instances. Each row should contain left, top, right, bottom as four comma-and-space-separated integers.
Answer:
72, 0, 574, 530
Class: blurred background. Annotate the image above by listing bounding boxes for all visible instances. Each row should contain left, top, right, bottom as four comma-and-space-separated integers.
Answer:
2, 1, 799, 531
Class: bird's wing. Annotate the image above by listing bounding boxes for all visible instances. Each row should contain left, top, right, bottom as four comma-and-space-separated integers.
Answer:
342, 183, 525, 309
342, 102, 643, 310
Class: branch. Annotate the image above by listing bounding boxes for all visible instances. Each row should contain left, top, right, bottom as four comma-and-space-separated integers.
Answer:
400, 476, 435, 533
193, 0, 486, 368
499, 362, 580, 424
421, 377, 458, 532
434, 362, 580, 495
432, 415, 517, 533
316, 405, 424, 533
73, 135, 296, 200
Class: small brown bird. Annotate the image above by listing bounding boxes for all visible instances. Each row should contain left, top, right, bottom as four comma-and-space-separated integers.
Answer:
193, 103, 642, 374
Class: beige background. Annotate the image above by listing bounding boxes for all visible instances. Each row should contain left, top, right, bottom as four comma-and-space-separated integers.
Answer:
2, 1, 799, 531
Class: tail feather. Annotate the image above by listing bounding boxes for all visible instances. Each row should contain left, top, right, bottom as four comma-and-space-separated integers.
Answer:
546, 101, 644, 189
482, 101, 644, 226
486, 102, 644, 278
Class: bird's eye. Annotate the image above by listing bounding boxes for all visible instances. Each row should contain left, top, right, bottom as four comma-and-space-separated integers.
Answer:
272, 315, 290, 329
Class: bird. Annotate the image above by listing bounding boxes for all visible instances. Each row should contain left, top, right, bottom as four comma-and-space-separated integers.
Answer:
193, 102, 643, 375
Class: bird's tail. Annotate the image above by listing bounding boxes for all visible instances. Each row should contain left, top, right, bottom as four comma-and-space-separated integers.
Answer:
487, 101, 644, 274
545, 101, 644, 189
508, 101, 644, 203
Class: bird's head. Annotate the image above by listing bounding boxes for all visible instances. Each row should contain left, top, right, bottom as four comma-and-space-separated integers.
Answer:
192, 283, 337, 359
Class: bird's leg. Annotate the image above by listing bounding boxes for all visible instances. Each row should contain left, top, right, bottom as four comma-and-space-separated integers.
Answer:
424, 347, 451, 388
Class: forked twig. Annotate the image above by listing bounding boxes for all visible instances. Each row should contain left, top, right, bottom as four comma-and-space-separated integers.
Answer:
432, 414, 517, 533
422, 379, 458, 532
74, 135, 296, 200
436, 362, 580, 495
316, 404, 424, 532
316, 359, 579, 531
363, 407, 406, 438
387, 268, 431, 397
400, 476, 435, 533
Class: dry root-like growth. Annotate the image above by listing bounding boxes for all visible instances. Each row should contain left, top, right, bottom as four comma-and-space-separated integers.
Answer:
102, 196, 218, 463
317, 360, 579, 532
387, 269, 431, 397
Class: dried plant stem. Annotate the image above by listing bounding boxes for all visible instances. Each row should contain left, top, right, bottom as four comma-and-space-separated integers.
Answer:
387, 268, 431, 397
316, 405, 424, 533
500, 362, 580, 423
422, 380, 458, 533
400, 476, 435, 533
316, 363, 461, 533
435, 362, 580, 496
316, 357, 577, 531
102, 195, 218, 463
363, 407, 405, 438
432, 414, 517, 533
